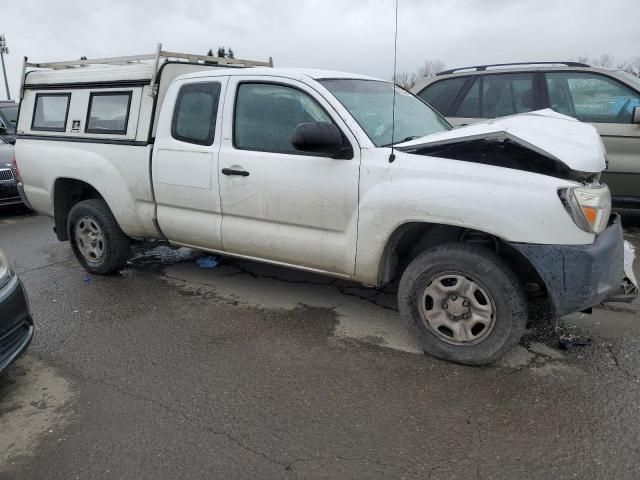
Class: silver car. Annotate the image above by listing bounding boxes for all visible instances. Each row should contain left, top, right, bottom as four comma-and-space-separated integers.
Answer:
412, 62, 640, 209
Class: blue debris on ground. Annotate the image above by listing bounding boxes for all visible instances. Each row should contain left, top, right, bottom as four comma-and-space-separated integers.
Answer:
196, 256, 219, 269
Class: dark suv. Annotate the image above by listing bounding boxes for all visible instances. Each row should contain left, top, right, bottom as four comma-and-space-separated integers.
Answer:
0, 138, 21, 207
0, 100, 18, 144
0, 247, 33, 373
412, 62, 640, 209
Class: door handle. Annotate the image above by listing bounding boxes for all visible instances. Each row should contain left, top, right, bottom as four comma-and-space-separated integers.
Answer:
221, 168, 250, 177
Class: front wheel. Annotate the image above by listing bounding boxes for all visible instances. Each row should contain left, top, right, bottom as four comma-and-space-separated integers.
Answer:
398, 243, 527, 366
67, 199, 131, 275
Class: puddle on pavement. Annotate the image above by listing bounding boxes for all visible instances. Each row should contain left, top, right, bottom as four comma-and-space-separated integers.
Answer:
164, 262, 422, 353
154, 255, 423, 354
0, 356, 75, 472
131, 245, 639, 370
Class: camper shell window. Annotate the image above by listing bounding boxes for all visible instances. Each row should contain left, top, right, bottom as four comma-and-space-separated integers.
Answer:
85, 91, 132, 135
31, 93, 71, 132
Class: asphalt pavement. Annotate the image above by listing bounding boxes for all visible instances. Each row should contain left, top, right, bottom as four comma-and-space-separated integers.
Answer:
1, 209, 639, 480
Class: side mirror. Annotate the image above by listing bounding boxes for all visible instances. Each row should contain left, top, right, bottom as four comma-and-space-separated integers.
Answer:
633, 106, 640, 125
292, 122, 351, 158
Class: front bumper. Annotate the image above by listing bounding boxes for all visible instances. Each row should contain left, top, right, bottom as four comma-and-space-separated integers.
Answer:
511, 215, 625, 317
0, 275, 34, 372
0, 181, 22, 206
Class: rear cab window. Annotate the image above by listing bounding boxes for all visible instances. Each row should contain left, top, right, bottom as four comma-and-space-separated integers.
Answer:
32, 93, 71, 132
171, 82, 222, 145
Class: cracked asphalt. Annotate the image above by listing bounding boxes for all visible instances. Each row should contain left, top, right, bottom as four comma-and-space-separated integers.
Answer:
1, 210, 640, 480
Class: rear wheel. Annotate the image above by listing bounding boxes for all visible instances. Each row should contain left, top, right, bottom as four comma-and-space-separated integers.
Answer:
68, 199, 130, 274
398, 243, 527, 365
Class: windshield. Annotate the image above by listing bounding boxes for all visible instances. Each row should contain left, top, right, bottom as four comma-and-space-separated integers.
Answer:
0, 105, 18, 130
319, 79, 450, 147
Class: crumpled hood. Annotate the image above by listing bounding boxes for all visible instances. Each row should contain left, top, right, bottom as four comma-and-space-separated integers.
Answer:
397, 109, 606, 173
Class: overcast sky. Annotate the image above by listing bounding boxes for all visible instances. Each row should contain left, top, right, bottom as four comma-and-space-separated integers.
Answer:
1, 0, 639, 98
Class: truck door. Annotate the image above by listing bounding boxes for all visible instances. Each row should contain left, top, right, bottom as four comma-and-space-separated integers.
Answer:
152, 77, 228, 249
217, 76, 361, 276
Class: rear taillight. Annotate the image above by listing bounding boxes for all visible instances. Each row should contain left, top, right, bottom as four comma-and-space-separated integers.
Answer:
12, 154, 22, 182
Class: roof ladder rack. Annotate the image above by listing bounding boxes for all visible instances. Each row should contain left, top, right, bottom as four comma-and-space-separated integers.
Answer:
20, 43, 274, 98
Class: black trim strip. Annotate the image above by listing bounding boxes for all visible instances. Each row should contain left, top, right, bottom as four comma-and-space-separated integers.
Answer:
23, 80, 149, 90
17, 134, 149, 146
612, 195, 640, 208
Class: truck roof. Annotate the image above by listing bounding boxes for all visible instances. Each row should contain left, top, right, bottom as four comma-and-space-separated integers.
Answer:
177, 67, 382, 82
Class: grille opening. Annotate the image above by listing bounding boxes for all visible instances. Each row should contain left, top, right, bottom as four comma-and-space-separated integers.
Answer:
0, 168, 15, 182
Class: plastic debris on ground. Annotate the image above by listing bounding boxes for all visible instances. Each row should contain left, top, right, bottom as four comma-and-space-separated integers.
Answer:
196, 256, 219, 268
558, 333, 592, 350
83, 274, 90, 285
556, 322, 592, 350
623, 240, 638, 292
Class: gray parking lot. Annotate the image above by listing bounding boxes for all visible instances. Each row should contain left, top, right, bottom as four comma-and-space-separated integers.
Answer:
1, 210, 639, 480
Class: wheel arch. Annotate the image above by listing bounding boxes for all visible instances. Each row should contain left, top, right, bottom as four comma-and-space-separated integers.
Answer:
377, 221, 547, 300
52, 177, 107, 241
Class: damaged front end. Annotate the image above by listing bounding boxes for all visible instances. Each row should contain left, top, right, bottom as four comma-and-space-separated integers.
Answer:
396, 109, 630, 318
396, 109, 606, 183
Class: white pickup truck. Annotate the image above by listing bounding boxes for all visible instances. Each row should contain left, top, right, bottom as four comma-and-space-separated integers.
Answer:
14, 47, 624, 365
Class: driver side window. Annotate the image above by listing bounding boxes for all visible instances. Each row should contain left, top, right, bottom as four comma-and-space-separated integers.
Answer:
234, 82, 332, 154
545, 72, 640, 124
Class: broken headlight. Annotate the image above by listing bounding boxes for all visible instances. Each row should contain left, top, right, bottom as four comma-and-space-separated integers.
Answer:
0, 248, 12, 289
558, 184, 611, 235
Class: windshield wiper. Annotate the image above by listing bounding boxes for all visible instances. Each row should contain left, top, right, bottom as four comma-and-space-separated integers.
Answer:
382, 136, 420, 147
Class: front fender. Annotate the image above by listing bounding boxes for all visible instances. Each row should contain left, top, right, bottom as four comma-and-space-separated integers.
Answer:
354, 150, 594, 285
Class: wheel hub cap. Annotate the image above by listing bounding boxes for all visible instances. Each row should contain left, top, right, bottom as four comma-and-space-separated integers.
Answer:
75, 217, 105, 263
419, 273, 496, 345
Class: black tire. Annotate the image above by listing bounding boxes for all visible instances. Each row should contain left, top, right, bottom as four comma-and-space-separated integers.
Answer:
67, 199, 131, 275
398, 243, 527, 366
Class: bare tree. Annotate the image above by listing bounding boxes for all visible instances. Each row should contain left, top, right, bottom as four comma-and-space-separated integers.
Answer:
575, 54, 640, 76
591, 54, 616, 68
416, 59, 446, 78
393, 71, 418, 89
617, 61, 636, 75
